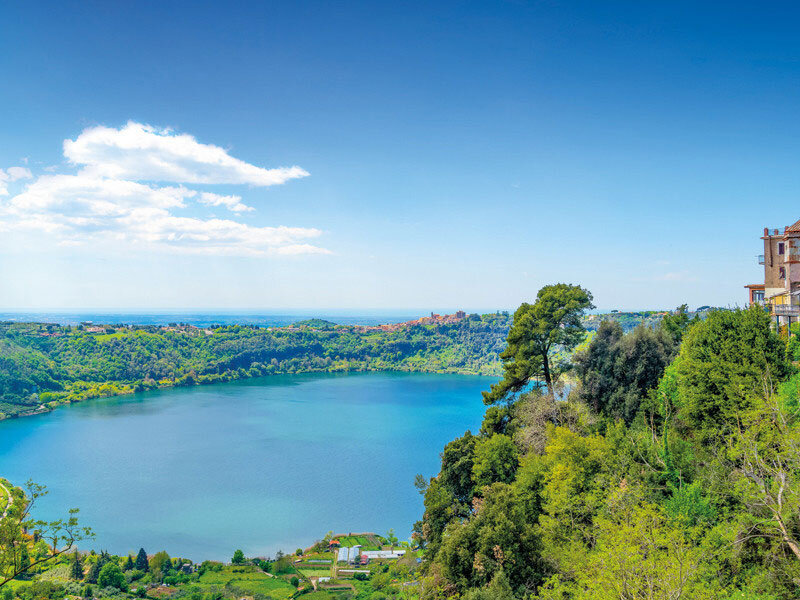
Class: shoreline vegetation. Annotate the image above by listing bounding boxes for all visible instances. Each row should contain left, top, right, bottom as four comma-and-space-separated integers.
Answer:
0, 311, 665, 423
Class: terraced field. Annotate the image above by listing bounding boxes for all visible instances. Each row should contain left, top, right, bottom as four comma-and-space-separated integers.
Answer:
196, 566, 296, 599
335, 534, 382, 550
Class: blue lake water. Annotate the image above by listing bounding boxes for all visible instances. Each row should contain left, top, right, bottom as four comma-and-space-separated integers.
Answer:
0, 372, 492, 560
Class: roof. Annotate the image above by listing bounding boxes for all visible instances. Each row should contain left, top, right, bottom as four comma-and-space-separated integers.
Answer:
337, 547, 361, 562
787, 219, 800, 234
361, 550, 406, 559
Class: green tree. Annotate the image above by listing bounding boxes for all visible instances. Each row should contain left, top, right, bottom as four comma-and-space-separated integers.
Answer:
533, 426, 612, 555
434, 482, 543, 594
537, 499, 714, 600
463, 570, 514, 600
84, 553, 107, 585
70, 550, 84, 580
439, 432, 477, 503
386, 528, 398, 548
660, 304, 697, 343
149, 551, 171, 579
97, 562, 126, 590
135, 548, 148, 572
231, 549, 245, 565
0, 481, 93, 589
419, 478, 460, 556
472, 434, 519, 491
18, 546, 30, 578
483, 284, 594, 403
123, 555, 134, 571
673, 307, 789, 442
574, 322, 675, 423
573, 320, 623, 414
727, 391, 800, 563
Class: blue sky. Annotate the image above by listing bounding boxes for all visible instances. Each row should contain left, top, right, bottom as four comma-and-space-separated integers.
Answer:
1, 1, 799, 311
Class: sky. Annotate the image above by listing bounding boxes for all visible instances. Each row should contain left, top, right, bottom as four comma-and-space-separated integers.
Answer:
2, 1, 800, 312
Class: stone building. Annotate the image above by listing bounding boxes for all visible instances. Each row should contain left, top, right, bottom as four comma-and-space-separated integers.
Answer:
746, 220, 800, 329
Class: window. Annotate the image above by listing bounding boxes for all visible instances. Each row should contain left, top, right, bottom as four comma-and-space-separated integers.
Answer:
780, 267, 786, 279
779, 242, 785, 255
754, 290, 765, 303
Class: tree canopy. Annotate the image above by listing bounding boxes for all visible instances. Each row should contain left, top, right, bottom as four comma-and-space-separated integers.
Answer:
419, 305, 800, 599
482, 284, 594, 404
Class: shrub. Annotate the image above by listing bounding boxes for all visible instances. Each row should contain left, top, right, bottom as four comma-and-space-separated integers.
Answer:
98, 563, 126, 591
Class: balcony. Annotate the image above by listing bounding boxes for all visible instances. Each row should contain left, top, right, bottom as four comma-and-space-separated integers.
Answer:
773, 304, 800, 316
758, 254, 765, 265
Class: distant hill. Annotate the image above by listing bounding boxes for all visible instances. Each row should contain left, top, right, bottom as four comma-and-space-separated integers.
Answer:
292, 318, 338, 329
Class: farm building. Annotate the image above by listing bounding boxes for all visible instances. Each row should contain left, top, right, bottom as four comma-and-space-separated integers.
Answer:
337, 545, 361, 564
360, 550, 406, 560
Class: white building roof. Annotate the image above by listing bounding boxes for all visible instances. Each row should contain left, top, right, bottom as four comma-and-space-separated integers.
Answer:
337, 546, 361, 563
361, 550, 406, 559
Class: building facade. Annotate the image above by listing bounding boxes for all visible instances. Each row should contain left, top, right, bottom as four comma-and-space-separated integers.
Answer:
747, 220, 800, 329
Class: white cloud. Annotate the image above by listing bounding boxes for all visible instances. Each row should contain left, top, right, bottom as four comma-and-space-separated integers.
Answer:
118, 210, 330, 256
198, 191, 253, 213
0, 166, 33, 195
7, 166, 32, 181
64, 121, 309, 186
0, 122, 328, 256
3, 174, 328, 256
10, 174, 193, 214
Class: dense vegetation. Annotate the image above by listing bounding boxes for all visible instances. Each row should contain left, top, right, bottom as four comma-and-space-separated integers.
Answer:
0, 315, 512, 419
415, 298, 800, 599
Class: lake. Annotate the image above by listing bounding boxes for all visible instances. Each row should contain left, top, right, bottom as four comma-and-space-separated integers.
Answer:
0, 372, 492, 560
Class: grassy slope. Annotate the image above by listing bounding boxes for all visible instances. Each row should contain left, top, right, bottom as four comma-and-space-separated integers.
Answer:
197, 566, 296, 599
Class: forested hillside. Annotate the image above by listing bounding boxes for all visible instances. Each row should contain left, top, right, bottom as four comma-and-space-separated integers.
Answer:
0, 315, 511, 419
416, 296, 800, 599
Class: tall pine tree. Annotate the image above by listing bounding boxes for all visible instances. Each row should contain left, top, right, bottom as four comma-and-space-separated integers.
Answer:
135, 548, 149, 572
70, 550, 84, 580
